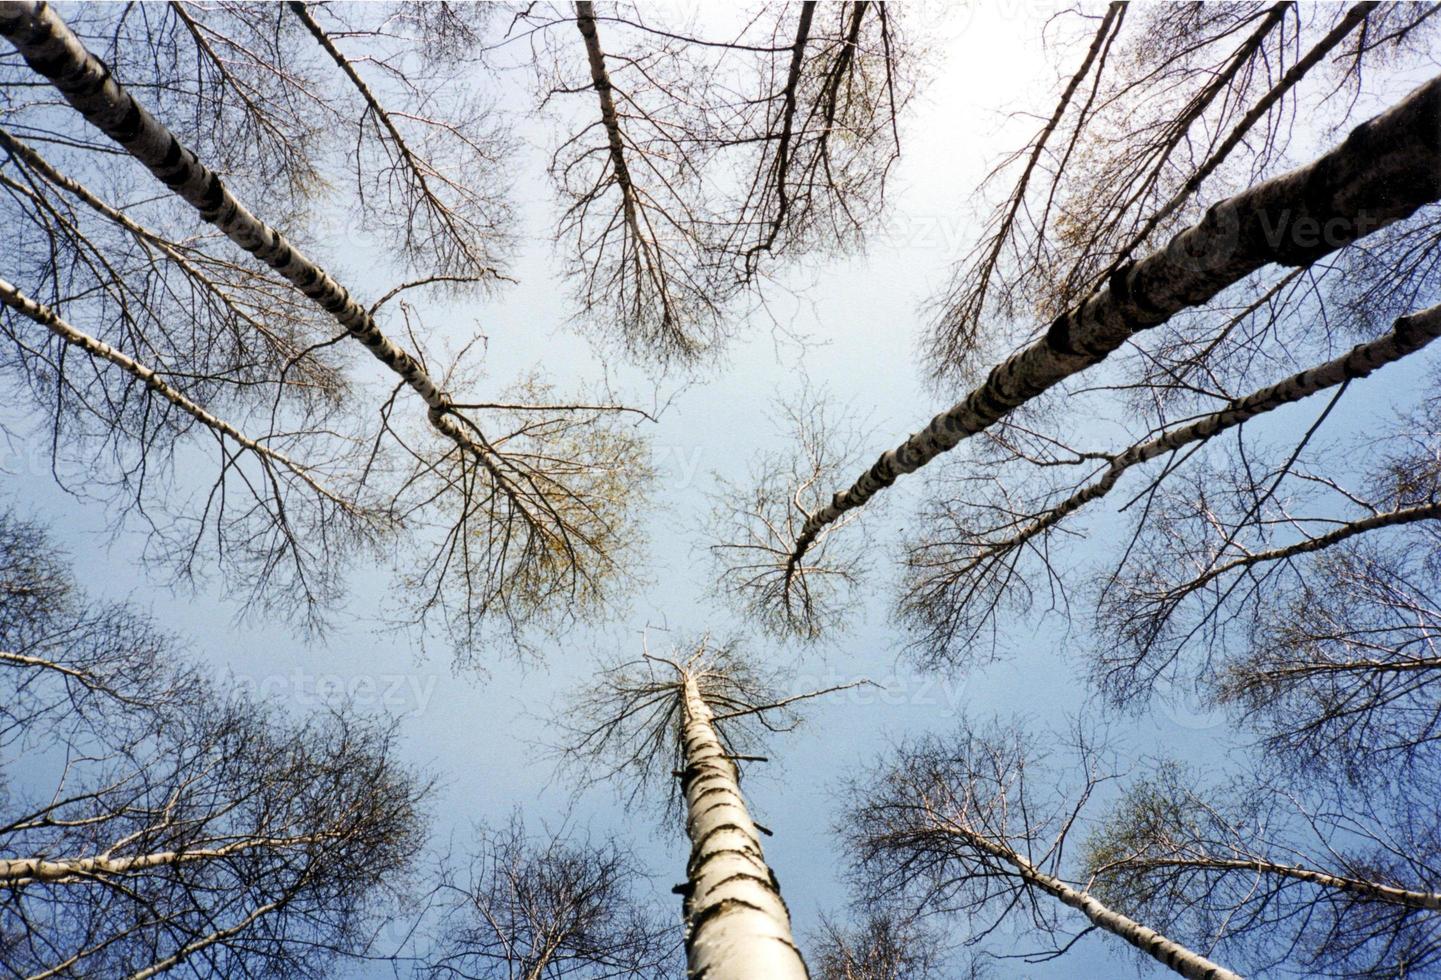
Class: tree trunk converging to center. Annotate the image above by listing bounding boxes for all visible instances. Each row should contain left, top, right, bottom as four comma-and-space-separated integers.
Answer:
782, 74, 1441, 578
677, 673, 809, 979
955, 828, 1244, 980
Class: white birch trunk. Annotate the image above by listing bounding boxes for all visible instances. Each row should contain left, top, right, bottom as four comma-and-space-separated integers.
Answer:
987, 301, 1441, 558
1107, 856, 1441, 911
678, 673, 809, 979
0, 276, 349, 508
0, 2, 446, 407
0, 835, 331, 887
574, 1, 639, 234
787, 74, 1441, 575
955, 830, 1244, 980
0, 1, 528, 492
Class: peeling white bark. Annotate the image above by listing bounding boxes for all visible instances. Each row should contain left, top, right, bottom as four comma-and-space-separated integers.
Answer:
678, 673, 809, 979
0, 3, 445, 406
786, 74, 1441, 577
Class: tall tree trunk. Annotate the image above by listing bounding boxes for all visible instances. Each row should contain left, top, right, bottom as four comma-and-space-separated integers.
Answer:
954, 829, 1243, 980
785, 74, 1441, 578
677, 672, 809, 979
981, 301, 1441, 562
1104, 2, 1376, 283
573, 1, 639, 239
0, 835, 333, 886
0, 127, 326, 368
0, 1, 525, 494
0, 2, 444, 406
0, 276, 348, 508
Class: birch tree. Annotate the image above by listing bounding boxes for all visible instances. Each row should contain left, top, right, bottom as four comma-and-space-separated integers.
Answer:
706, 392, 874, 643
1216, 540, 1441, 778
0, 273, 378, 631
0, 512, 429, 978
0, 509, 189, 742
516, 1, 914, 364
1092, 389, 1441, 710
1085, 762, 1441, 977
930, 2, 1439, 377
900, 301, 1441, 669
884, 4, 1441, 674
0, 0, 918, 650
0, 0, 652, 652
561, 638, 867, 978
423, 815, 678, 979
285, 0, 513, 280
846, 720, 1243, 980
711, 62, 1441, 634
